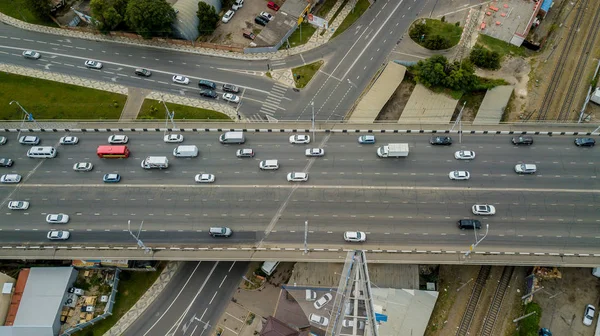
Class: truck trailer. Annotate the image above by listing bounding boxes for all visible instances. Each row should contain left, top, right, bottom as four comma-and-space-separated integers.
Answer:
141, 156, 169, 169
377, 143, 409, 158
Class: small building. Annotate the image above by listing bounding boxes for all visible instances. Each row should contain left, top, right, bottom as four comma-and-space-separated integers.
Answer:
0, 267, 78, 336
260, 316, 301, 336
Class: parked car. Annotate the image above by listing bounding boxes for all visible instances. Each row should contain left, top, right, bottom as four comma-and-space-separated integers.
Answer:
84, 60, 102, 69
260, 11, 274, 21
59, 136, 79, 145
223, 83, 240, 93
22, 50, 41, 59
309, 314, 329, 327
342, 320, 365, 329
511, 136, 533, 145
243, 31, 256, 40
430, 136, 453, 145
134, 68, 152, 77
232, 0, 243, 10
583, 304, 595, 326
255, 16, 268, 26
574, 138, 595, 147
222, 10, 235, 23
314, 293, 332, 309
267, 1, 280, 11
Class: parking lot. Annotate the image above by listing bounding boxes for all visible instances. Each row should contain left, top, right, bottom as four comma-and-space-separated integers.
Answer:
209, 0, 281, 47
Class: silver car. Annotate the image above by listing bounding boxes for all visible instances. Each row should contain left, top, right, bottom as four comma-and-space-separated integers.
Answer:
449, 170, 470, 180
46, 214, 70, 224
454, 150, 476, 160
108, 135, 128, 144
47, 230, 70, 240
60, 136, 79, 145
85, 60, 103, 69
305, 148, 324, 157
73, 162, 93, 172
314, 293, 333, 309
23, 50, 41, 59
8, 201, 29, 210
194, 174, 215, 183
287, 172, 308, 182
19, 136, 40, 145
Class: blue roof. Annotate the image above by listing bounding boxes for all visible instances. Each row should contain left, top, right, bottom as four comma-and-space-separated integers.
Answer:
541, 0, 553, 12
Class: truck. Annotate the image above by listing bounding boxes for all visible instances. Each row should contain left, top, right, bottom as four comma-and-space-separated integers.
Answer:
377, 143, 409, 158
141, 156, 169, 169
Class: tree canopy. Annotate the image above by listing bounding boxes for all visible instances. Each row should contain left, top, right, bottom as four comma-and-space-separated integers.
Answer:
411, 55, 478, 92
125, 0, 175, 39
24, 0, 51, 19
469, 45, 501, 70
197, 2, 219, 36
90, 0, 128, 32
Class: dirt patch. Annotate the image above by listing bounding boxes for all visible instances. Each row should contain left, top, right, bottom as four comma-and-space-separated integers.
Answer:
451, 90, 486, 122
376, 77, 416, 121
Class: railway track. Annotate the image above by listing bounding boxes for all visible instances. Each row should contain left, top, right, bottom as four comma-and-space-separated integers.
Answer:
479, 266, 515, 336
557, 3, 600, 121
536, 0, 587, 120
456, 265, 491, 336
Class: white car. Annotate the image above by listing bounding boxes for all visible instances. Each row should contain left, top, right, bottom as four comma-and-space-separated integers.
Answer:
164, 134, 184, 143
172, 75, 190, 85
515, 163, 537, 174
19, 136, 40, 145
583, 304, 595, 326
46, 214, 70, 224
309, 313, 329, 327
289, 134, 310, 144
314, 293, 333, 309
472, 204, 496, 215
195, 174, 215, 183
47, 230, 70, 240
344, 231, 366, 242
260, 11, 274, 21
108, 135, 129, 144
8, 201, 29, 210
222, 93, 240, 103
0, 136, 6, 145
0, 174, 21, 184
84, 60, 103, 69
60, 136, 79, 145
22, 50, 41, 59
449, 170, 470, 180
73, 162, 93, 172
454, 150, 476, 160
222, 10, 235, 23
287, 172, 308, 182
342, 320, 365, 329
305, 148, 324, 157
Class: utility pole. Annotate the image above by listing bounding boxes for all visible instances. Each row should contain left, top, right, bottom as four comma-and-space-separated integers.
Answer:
128, 220, 151, 254
311, 101, 315, 142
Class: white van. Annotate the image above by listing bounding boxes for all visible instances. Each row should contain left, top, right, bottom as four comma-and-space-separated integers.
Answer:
219, 131, 245, 144
173, 145, 199, 158
141, 156, 169, 169
259, 159, 279, 170
306, 290, 317, 301
260, 261, 280, 276
27, 146, 57, 158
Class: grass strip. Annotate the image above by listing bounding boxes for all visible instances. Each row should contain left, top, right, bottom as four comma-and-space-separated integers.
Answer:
331, 0, 370, 39
0, 0, 57, 26
292, 60, 324, 88
137, 99, 232, 121
0, 72, 126, 120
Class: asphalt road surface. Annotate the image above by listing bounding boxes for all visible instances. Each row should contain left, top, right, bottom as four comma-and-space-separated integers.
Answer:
124, 261, 248, 336
0, 0, 427, 121
0, 132, 598, 254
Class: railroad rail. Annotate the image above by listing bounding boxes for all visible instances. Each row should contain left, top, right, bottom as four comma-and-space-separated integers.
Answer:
536, 0, 586, 120
557, 3, 600, 121
479, 266, 515, 336
456, 265, 492, 336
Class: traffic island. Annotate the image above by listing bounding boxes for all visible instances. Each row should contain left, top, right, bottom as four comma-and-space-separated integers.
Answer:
409, 18, 463, 50
292, 60, 324, 89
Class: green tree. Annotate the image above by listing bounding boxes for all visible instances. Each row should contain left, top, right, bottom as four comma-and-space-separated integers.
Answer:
23, 0, 51, 19
197, 2, 219, 36
412, 56, 477, 92
409, 22, 430, 40
125, 0, 175, 39
413, 55, 448, 88
90, 0, 127, 32
424, 35, 451, 50
469, 45, 501, 70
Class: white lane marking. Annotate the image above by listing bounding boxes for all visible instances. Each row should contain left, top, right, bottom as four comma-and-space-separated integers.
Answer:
341, 0, 405, 80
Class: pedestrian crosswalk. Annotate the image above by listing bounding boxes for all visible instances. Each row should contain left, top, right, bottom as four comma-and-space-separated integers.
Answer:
246, 83, 288, 122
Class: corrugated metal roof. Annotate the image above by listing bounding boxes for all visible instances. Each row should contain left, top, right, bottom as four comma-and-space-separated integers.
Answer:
540, 0, 553, 12
173, 0, 221, 41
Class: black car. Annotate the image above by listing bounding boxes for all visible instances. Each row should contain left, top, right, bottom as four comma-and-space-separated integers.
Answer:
511, 136, 533, 145
457, 219, 481, 230
223, 83, 240, 93
199, 89, 218, 98
430, 136, 453, 145
255, 16, 268, 26
198, 79, 216, 90
574, 137, 595, 147
0, 158, 13, 167
134, 68, 152, 77
243, 31, 256, 40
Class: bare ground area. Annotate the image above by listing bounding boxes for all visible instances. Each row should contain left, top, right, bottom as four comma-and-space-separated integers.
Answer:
522, 0, 600, 122
376, 78, 416, 121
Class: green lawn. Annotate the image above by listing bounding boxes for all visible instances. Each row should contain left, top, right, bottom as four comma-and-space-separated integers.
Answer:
75, 263, 167, 336
331, 0, 370, 39
0, 73, 126, 120
137, 99, 232, 121
292, 60, 324, 88
0, 0, 57, 26
411, 18, 463, 48
477, 34, 532, 58
280, 22, 317, 49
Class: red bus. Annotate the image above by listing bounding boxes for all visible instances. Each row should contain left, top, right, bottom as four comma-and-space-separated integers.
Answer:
97, 145, 130, 158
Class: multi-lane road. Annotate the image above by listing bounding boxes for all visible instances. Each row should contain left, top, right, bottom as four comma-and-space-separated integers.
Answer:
0, 0, 429, 121
0, 132, 598, 256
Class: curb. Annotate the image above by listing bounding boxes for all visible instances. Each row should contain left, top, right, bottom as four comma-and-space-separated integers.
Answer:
0, 128, 596, 136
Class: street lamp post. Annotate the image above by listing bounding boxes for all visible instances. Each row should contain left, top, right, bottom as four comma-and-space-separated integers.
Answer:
303, 220, 308, 255
160, 98, 176, 137
127, 220, 151, 254
464, 223, 489, 257
9, 101, 36, 141
451, 101, 467, 143
311, 101, 315, 142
